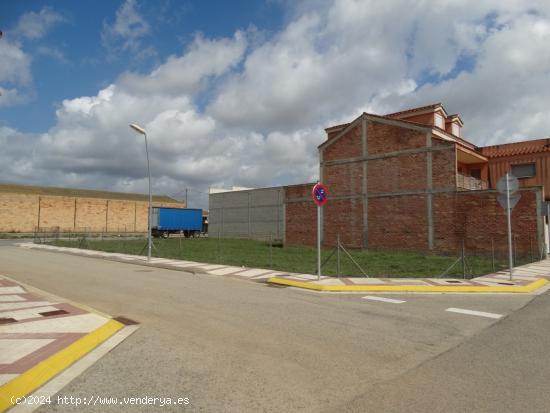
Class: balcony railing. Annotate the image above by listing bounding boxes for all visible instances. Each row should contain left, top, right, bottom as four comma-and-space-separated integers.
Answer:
457, 173, 489, 190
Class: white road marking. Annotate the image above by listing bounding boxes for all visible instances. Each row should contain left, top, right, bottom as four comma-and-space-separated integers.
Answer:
0, 339, 55, 363
209, 267, 243, 275
445, 307, 503, 319
362, 296, 405, 304
235, 269, 271, 277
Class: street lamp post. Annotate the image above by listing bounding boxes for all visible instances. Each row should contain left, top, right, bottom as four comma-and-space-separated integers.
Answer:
129, 123, 152, 262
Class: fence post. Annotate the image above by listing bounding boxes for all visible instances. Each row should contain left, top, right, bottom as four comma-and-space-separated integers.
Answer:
462, 239, 466, 279
269, 233, 273, 269
337, 233, 341, 278
218, 229, 221, 264
529, 234, 534, 262
513, 234, 517, 266
491, 238, 495, 272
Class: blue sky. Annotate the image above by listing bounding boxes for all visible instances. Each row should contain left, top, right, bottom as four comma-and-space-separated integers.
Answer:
1, 1, 550, 207
0, 0, 285, 132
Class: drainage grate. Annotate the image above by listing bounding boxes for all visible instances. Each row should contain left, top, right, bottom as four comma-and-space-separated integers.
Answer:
113, 316, 139, 325
39, 309, 69, 317
0, 318, 17, 325
498, 282, 514, 286
445, 280, 463, 284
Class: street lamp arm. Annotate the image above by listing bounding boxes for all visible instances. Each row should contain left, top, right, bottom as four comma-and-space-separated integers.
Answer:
129, 122, 153, 262
129, 123, 146, 135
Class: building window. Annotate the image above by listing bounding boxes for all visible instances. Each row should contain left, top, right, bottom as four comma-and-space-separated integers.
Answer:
451, 123, 460, 137
470, 169, 481, 179
435, 114, 444, 129
511, 163, 536, 178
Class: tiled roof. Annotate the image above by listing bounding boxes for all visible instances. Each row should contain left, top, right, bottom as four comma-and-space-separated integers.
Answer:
322, 111, 479, 151
480, 138, 550, 158
385, 102, 442, 118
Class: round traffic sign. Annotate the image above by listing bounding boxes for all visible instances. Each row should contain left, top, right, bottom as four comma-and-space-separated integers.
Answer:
312, 183, 328, 206
496, 174, 519, 194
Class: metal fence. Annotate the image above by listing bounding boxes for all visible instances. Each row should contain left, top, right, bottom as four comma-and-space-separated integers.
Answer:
40, 228, 545, 279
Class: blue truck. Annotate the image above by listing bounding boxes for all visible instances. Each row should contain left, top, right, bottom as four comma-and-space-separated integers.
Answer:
151, 207, 204, 238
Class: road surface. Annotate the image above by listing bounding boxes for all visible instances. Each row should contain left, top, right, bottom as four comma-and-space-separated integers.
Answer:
1, 243, 548, 412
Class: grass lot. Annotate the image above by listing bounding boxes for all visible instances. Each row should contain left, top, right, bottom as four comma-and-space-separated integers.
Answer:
49, 236, 533, 278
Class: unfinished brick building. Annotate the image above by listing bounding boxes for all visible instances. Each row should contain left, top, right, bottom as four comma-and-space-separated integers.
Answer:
284, 103, 547, 256
209, 103, 549, 256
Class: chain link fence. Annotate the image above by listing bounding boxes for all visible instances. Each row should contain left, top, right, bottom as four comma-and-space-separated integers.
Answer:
40, 227, 545, 278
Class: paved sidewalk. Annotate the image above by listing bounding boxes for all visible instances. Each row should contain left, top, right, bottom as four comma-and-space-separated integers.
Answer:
0, 274, 135, 412
18, 243, 549, 294
268, 267, 549, 293
18, 243, 289, 283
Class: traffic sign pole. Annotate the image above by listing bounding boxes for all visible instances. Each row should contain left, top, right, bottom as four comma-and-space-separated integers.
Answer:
317, 204, 321, 281
506, 173, 513, 281
312, 182, 328, 281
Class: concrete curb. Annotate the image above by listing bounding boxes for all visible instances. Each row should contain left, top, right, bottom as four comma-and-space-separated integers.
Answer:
0, 319, 124, 413
267, 277, 549, 293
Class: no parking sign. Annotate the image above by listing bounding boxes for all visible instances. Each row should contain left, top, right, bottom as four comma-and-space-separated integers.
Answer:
312, 183, 328, 206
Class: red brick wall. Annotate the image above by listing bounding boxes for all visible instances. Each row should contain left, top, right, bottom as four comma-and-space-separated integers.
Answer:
367, 121, 426, 154
368, 195, 428, 251
368, 153, 427, 193
322, 123, 362, 161
323, 162, 362, 196
433, 188, 541, 255
285, 116, 544, 257
432, 145, 456, 189
324, 198, 364, 248
393, 112, 435, 126
284, 184, 317, 247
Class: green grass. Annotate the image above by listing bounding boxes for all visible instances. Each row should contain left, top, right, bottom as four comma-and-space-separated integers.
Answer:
49, 237, 535, 278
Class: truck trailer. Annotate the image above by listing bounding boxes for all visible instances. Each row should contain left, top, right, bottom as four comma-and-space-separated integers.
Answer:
151, 207, 203, 238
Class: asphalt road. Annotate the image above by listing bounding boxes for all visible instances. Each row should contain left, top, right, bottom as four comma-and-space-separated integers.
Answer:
0, 244, 547, 412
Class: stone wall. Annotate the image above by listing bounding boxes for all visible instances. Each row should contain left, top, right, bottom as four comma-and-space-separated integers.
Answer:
0, 192, 182, 233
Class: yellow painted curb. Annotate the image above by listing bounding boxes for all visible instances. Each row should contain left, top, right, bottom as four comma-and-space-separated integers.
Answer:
267, 277, 549, 293
0, 319, 124, 412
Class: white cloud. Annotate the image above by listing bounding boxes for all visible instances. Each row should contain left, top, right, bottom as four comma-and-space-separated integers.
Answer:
3, 0, 550, 209
12, 7, 65, 40
0, 40, 32, 86
0, 6, 65, 109
118, 32, 247, 96
36, 46, 68, 63
102, 0, 151, 55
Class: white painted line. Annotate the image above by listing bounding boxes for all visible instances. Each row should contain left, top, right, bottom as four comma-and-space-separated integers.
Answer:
0, 295, 26, 302
200, 265, 226, 270
0, 286, 26, 295
0, 301, 53, 311
209, 267, 243, 275
0, 374, 18, 386
0, 339, 55, 363
445, 308, 503, 319
235, 269, 271, 277
362, 296, 405, 304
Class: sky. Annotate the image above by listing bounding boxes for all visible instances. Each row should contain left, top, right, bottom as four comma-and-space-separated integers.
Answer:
1, 0, 550, 208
